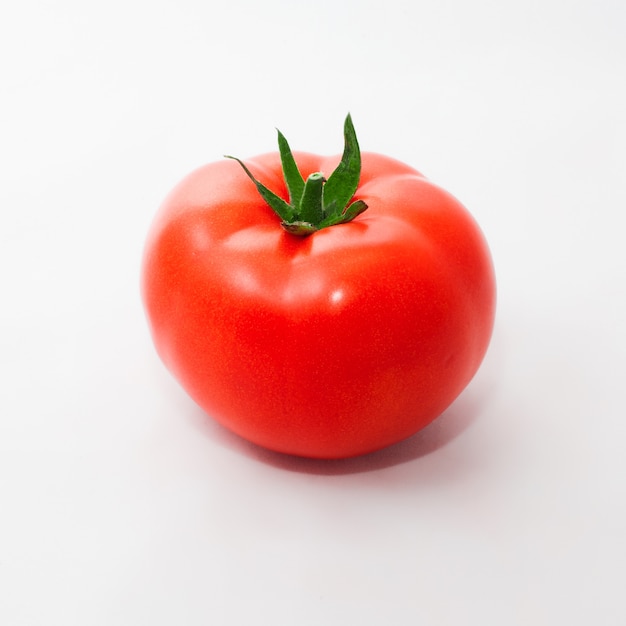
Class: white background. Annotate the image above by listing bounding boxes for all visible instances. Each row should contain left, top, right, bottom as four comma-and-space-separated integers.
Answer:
1, 0, 625, 624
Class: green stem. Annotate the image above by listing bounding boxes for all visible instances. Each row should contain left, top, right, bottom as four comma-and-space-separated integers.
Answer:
226, 114, 368, 236
298, 173, 326, 224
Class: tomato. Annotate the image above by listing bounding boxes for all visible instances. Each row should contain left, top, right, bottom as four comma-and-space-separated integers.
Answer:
141, 116, 495, 459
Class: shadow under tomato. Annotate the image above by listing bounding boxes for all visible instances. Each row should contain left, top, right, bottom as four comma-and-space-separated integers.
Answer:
195, 385, 489, 475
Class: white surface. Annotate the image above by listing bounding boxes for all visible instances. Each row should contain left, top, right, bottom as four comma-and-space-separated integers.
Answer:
1, 0, 625, 624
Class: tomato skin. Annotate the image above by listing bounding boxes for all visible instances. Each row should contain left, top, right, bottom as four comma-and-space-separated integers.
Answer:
141, 151, 496, 459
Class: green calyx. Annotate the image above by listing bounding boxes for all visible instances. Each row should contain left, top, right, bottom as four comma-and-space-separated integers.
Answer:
225, 114, 368, 236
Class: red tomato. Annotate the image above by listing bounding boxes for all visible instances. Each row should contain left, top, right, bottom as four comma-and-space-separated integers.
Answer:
142, 122, 495, 459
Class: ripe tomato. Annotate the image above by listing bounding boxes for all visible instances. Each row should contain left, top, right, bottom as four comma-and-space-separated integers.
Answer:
141, 117, 495, 459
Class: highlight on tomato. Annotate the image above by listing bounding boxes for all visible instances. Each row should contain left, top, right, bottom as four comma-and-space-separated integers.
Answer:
141, 115, 496, 459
